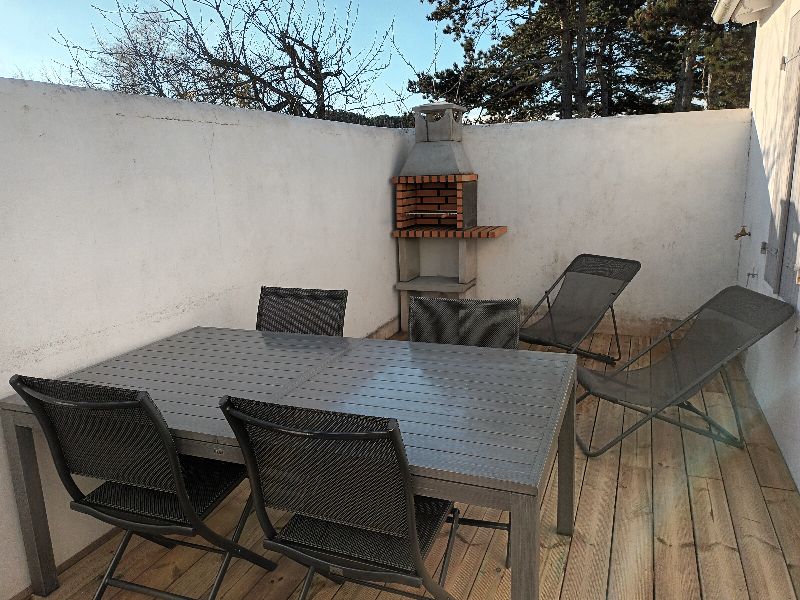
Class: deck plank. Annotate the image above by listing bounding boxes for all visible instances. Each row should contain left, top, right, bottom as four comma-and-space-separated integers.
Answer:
762, 486, 800, 598
538, 333, 612, 599
608, 335, 653, 600
706, 393, 797, 600
727, 376, 796, 492
650, 334, 702, 600
466, 512, 510, 600
560, 334, 622, 600
689, 474, 748, 600
680, 392, 722, 480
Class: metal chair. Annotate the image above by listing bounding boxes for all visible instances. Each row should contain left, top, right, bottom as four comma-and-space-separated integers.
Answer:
407, 295, 519, 566
408, 296, 521, 349
256, 287, 348, 336
576, 285, 795, 456
520, 254, 641, 364
219, 397, 461, 600
9, 376, 276, 600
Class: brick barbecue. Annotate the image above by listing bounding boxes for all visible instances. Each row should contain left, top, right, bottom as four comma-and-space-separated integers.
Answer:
391, 103, 506, 239
392, 102, 508, 330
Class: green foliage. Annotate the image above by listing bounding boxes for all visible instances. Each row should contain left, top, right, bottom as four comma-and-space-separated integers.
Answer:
704, 24, 756, 109
411, 0, 756, 120
326, 110, 416, 127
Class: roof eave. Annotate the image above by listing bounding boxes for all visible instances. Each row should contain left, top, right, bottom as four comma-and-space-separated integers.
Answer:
712, 0, 773, 24
712, 0, 738, 24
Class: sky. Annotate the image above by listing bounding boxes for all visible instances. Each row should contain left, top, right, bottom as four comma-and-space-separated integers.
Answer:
0, 0, 467, 114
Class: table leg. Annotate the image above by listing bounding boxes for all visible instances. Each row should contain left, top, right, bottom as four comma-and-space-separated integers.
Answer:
557, 383, 575, 536
510, 492, 539, 600
2, 411, 59, 595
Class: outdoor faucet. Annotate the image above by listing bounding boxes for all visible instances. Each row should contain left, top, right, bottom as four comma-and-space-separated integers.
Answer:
734, 226, 751, 240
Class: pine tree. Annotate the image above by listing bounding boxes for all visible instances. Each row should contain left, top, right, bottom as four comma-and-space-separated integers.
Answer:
411, 0, 756, 120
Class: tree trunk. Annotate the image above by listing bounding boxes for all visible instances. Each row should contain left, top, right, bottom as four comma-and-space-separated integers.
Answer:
597, 47, 613, 116
596, 26, 614, 117
673, 73, 683, 112
556, 2, 574, 119
682, 29, 700, 110
575, 0, 588, 117
315, 84, 326, 118
706, 69, 713, 110
675, 28, 700, 112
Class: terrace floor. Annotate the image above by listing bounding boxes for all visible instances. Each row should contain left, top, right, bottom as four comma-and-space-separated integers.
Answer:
34, 333, 800, 600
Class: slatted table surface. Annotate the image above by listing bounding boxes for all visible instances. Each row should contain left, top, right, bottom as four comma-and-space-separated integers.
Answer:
54, 327, 574, 492
0, 326, 577, 600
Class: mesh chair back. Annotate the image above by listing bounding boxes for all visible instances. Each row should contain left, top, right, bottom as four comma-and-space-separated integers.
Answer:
534, 254, 640, 347
408, 296, 521, 349
10, 376, 179, 493
222, 399, 412, 538
616, 286, 794, 408
256, 287, 348, 337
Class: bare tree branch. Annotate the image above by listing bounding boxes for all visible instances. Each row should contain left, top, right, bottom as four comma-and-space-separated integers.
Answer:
54, 0, 394, 119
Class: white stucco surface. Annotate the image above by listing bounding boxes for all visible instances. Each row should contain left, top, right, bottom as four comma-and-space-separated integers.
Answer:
735, 0, 800, 486
462, 110, 751, 324
0, 78, 408, 599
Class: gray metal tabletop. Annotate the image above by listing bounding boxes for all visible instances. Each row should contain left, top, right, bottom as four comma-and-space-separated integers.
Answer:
1, 326, 577, 600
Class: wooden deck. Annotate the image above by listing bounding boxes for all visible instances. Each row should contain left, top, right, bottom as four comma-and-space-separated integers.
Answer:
33, 334, 800, 600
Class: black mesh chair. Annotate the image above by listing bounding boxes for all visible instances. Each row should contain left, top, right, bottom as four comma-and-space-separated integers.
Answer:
256, 287, 348, 336
8, 376, 276, 600
219, 398, 461, 600
577, 286, 794, 456
408, 296, 521, 349
520, 254, 641, 364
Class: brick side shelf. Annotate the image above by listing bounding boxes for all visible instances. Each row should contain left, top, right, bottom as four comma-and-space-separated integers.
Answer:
392, 226, 508, 239
391, 175, 478, 184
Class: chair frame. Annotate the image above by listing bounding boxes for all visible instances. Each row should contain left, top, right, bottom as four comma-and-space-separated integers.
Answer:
220, 397, 461, 600
520, 254, 640, 364
576, 294, 788, 457
9, 376, 276, 600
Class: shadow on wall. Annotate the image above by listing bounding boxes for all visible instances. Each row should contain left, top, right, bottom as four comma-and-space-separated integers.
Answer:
777, 202, 800, 307
738, 112, 800, 485
745, 113, 800, 307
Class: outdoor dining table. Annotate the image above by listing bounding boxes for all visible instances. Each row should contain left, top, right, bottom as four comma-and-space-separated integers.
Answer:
1, 326, 576, 600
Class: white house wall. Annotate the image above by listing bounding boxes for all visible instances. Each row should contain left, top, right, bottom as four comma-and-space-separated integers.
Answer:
736, 0, 800, 487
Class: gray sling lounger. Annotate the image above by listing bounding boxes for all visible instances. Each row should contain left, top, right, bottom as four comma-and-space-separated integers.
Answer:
576, 285, 794, 457
520, 254, 641, 364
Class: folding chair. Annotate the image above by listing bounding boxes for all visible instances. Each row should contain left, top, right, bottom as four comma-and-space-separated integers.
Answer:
520, 254, 641, 364
9, 376, 276, 600
220, 398, 462, 600
576, 285, 794, 457
408, 296, 521, 349
256, 286, 348, 336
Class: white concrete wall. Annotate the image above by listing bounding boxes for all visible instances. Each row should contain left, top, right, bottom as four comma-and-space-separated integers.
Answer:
735, 0, 800, 486
460, 110, 751, 325
0, 78, 408, 599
